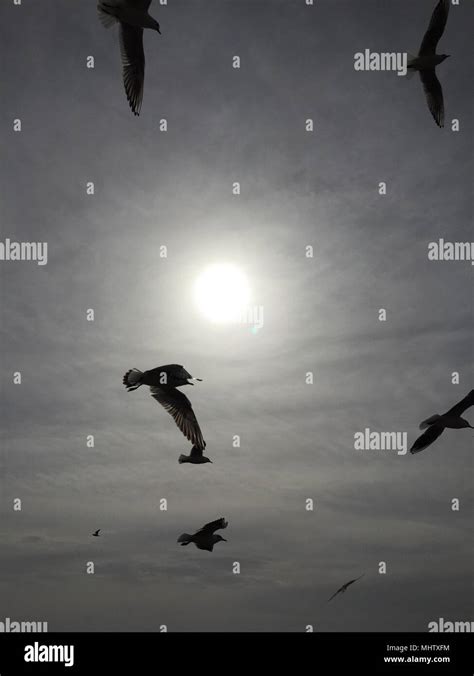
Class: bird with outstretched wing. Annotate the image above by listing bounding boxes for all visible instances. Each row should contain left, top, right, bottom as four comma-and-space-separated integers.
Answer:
410, 390, 474, 454
328, 574, 364, 602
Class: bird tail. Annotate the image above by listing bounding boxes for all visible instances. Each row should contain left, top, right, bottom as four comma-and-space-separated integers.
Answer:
177, 533, 192, 545
97, 3, 119, 28
123, 369, 144, 391
178, 454, 189, 464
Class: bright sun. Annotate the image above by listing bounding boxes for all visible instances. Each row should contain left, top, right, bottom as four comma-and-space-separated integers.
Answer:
193, 263, 250, 323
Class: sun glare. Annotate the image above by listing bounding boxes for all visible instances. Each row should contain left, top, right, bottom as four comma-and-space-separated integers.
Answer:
193, 263, 250, 323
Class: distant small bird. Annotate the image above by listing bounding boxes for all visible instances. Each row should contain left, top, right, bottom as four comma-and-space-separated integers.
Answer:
97, 0, 161, 116
123, 364, 208, 458
328, 574, 364, 602
179, 445, 212, 465
407, 0, 450, 127
92, 529, 101, 537
177, 518, 228, 552
410, 390, 474, 454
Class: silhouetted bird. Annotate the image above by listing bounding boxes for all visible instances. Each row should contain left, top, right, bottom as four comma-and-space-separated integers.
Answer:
177, 518, 228, 552
410, 390, 474, 454
123, 365, 208, 457
97, 0, 161, 116
407, 0, 450, 127
328, 574, 364, 602
92, 529, 101, 537
179, 445, 212, 465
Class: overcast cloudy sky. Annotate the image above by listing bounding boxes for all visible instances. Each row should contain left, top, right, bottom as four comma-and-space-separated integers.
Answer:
1, 0, 472, 632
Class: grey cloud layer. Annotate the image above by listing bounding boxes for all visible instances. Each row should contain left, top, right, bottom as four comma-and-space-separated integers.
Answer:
1, 1, 472, 631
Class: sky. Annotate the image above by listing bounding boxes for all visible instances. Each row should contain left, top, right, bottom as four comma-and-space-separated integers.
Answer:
0, 0, 472, 632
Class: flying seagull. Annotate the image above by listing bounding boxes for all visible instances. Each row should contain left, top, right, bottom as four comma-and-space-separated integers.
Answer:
410, 390, 474, 454
407, 0, 450, 127
177, 518, 228, 552
123, 364, 208, 459
92, 529, 101, 537
97, 0, 161, 116
179, 445, 212, 465
327, 574, 364, 602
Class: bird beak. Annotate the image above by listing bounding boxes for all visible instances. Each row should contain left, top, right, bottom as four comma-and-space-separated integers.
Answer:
221, 538, 227, 542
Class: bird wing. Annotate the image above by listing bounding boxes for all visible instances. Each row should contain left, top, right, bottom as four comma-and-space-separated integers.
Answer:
410, 424, 444, 454
150, 386, 206, 450
419, 69, 444, 127
97, 3, 118, 29
195, 517, 228, 536
444, 390, 474, 418
346, 574, 365, 588
419, 0, 450, 55
327, 586, 344, 602
119, 23, 145, 116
